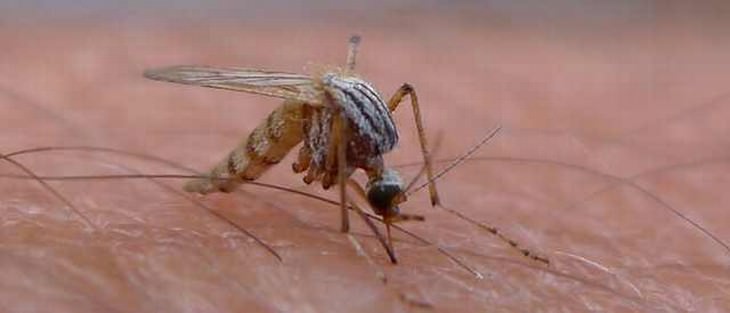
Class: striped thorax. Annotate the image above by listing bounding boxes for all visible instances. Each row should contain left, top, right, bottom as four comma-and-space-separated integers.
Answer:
304, 73, 398, 182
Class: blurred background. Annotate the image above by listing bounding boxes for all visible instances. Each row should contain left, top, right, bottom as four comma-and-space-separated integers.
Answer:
1, 1, 729, 312
0, 0, 662, 21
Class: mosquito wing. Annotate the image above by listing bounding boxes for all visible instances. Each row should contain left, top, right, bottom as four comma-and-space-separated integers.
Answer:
144, 65, 323, 105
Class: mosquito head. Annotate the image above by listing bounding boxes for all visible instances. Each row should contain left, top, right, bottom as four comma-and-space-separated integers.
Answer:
367, 168, 424, 223
367, 168, 403, 217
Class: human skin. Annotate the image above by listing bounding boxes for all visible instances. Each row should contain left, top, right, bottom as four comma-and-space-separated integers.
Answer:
1, 8, 729, 313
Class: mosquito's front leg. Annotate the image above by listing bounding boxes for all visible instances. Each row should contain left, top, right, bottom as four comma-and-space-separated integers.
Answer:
387, 84, 441, 206
335, 110, 350, 233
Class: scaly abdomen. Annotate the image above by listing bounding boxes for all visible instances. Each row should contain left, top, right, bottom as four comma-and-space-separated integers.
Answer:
185, 100, 305, 194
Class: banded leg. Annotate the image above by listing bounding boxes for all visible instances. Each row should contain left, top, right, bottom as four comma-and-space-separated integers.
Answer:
387, 84, 441, 206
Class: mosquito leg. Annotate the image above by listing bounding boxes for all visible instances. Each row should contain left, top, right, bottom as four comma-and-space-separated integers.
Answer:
441, 204, 550, 265
387, 84, 440, 206
336, 111, 350, 233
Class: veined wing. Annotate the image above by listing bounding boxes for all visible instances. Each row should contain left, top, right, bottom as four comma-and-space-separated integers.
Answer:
144, 65, 323, 105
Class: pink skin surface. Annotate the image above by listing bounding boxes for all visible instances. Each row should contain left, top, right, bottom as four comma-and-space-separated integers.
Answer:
1, 7, 730, 313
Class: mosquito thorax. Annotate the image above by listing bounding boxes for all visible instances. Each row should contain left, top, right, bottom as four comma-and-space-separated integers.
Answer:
366, 168, 404, 218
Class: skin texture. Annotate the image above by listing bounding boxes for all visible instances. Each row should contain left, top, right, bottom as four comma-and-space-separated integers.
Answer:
1, 4, 730, 312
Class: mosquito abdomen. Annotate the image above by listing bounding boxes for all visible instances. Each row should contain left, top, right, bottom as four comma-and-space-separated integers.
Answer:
184, 101, 305, 194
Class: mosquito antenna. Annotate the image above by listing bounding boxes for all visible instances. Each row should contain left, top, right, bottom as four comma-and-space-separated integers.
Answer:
408, 125, 502, 196
346, 35, 361, 72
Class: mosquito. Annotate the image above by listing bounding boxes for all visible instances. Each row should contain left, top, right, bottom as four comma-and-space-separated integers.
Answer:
144, 35, 440, 263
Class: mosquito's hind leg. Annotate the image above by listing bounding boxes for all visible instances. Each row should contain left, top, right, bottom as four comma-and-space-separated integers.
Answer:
387, 84, 440, 206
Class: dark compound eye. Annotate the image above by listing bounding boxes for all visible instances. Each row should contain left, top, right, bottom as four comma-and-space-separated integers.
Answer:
367, 183, 402, 216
